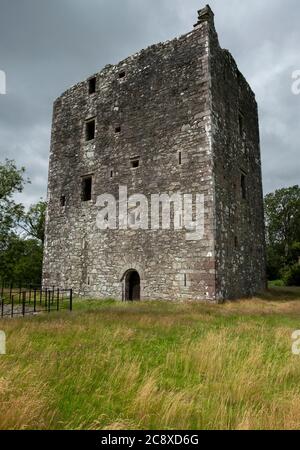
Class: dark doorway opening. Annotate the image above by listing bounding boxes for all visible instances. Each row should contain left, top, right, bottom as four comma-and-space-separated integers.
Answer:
124, 270, 140, 301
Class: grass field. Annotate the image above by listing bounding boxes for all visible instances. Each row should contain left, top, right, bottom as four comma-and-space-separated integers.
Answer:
1, 287, 300, 430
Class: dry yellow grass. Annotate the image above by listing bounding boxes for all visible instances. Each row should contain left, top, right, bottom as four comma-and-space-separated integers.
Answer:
0, 288, 300, 430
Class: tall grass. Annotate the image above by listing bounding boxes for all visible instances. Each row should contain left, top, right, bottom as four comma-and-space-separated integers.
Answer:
1, 289, 300, 430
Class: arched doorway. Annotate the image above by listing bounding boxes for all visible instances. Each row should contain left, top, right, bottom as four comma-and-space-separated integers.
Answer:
124, 270, 140, 301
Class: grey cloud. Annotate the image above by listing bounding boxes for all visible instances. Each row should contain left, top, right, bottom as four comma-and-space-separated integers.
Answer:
0, 0, 299, 208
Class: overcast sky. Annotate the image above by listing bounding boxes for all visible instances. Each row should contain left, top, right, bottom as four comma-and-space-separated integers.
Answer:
0, 0, 299, 207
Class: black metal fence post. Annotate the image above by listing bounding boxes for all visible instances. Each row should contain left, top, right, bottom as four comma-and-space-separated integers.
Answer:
22, 292, 26, 316
11, 295, 14, 318
48, 290, 51, 313
34, 289, 37, 313
0, 284, 73, 319
69, 289, 73, 311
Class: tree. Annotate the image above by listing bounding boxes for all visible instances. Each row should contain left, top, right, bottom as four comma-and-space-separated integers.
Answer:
19, 200, 47, 244
0, 236, 43, 286
0, 159, 27, 250
265, 186, 300, 251
265, 186, 300, 280
0, 160, 46, 286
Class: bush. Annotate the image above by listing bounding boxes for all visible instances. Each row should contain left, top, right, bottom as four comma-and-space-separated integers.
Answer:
269, 279, 285, 287
282, 264, 300, 287
0, 236, 43, 285
266, 246, 283, 281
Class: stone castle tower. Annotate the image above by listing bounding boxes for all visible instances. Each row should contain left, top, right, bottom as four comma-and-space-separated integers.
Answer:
43, 5, 266, 302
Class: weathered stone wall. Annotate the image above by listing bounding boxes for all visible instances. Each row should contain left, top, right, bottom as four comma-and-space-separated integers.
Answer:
43, 13, 217, 301
43, 5, 266, 301
207, 9, 267, 299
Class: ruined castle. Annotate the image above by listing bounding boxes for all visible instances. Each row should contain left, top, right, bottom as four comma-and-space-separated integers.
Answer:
43, 5, 266, 302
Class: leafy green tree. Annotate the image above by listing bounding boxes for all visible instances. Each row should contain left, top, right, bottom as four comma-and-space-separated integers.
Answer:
0, 237, 43, 286
282, 264, 300, 287
19, 200, 47, 244
265, 186, 300, 253
265, 186, 300, 281
266, 245, 283, 281
0, 159, 27, 249
0, 160, 46, 286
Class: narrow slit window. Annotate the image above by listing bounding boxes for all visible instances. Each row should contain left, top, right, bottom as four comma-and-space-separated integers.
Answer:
241, 173, 247, 199
81, 176, 92, 202
178, 151, 182, 165
60, 195, 66, 207
184, 273, 187, 287
85, 119, 95, 141
239, 112, 244, 137
234, 236, 238, 248
88, 77, 96, 94
110, 170, 114, 179
131, 158, 140, 169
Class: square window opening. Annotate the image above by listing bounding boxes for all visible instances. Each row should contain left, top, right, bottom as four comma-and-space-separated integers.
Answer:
119, 71, 126, 79
131, 159, 140, 169
115, 126, 121, 133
